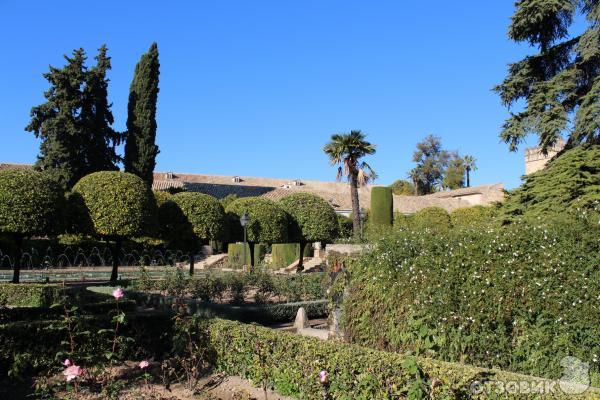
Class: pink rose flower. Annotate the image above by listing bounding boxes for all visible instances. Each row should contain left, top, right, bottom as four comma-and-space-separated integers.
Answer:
63, 365, 83, 382
319, 370, 328, 383
112, 287, 124, 300
62, 359, 72, 367
139, 360, 149, 369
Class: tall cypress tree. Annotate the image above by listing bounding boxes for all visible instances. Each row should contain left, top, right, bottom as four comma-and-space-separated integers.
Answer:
124, 42, 160, 185
495, 0, 599, 153
26, 46, 120, 189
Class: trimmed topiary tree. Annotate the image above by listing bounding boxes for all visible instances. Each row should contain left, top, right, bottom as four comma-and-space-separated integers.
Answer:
370, 187, 393, 227
153, 191, 196, 257
411, 207, 452, 232
172, 192, 226, 274
225, 197, 289, 268
73, 171, 157, 282
271, 243, 313, 269
0, 170, 63, 283
279, 193, 338, 271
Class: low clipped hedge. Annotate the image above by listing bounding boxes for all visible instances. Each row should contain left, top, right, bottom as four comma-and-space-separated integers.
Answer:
208, 319, 595, 399
227, 243, 267, 267
0, 284, 65, 307
271, 243, 313, 268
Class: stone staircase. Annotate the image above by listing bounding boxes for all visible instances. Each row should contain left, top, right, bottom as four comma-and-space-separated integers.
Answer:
277, 256, 323, 274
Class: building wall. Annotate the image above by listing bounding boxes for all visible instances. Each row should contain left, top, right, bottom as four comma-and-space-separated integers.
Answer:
524, 139, 565, 175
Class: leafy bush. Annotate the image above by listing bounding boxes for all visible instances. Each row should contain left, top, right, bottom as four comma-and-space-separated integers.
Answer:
279, 193, 339, 244
411, 206, 452, 231
336, 214, 353, 239
172, 192, 226, 242
502, 145, 600, 221
0, 169, 63, 282
225, 197, 289, 244
271, 243, 313, 268
0, 284, 64, 307
370, 186, 393, 226
153, 191, 195, 249
73, 171, 157, 238
450, 206, 497, 228
341, 215, 600, 384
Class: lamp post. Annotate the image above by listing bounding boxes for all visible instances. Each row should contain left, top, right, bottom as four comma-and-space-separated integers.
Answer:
240, 212, 250, 266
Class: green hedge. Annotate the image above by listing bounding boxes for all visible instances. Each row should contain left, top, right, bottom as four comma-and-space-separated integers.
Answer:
370, 186, 393, 226
0, 284, 65, 307
227, 243, 267, 267
271, 243, 313, 268
342, 215, 600, 385
411, 206, 452, 231
450, 206, 497, 228
208, 319, 595, 399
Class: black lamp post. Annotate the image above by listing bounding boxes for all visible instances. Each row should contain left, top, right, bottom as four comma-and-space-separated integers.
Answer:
240, 212, 250, 266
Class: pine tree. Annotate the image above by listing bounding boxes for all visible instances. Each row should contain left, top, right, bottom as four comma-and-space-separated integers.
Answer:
124, 43, 160, 185
26, 49, 87, 188
25, 47, 120, 189
81, 45, 122, 174
495, 0, 599, 153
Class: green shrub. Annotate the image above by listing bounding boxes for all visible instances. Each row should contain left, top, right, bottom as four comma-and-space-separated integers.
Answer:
73, 171, 158, 282
341, 215, 600, 384
411, 206, 452, 231
172, 192, 226, 242
336, 214, 353, 239
0, 284, 64, 307
450, 205, 498, 228
271, 243, 313, 269
207, 319, 588, 399
370, 186, 393, 226
502, 145, 600, 221
154, 192, 195, 250
226, 198, 289, 266
73, 171, 156, 238
227, 243, 267, 267
0, 170, 63, 282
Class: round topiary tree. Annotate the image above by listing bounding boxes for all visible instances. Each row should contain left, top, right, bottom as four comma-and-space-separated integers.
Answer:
172, 192, 226, 274
73, 171, 157, 282
153, 191, 196, 259
279, 193, 338, 271
411, 207, 452, 232
0, 170, 63, 283
225, 197, 289, 268
370, 186, 393, 227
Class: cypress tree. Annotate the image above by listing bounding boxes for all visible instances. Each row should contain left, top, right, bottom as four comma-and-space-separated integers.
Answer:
495, 0, 599, 153
25, 46, 120, 189
124, 42, 160, 185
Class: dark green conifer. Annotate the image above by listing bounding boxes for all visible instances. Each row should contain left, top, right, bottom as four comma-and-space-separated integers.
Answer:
124, 42, 160, 185
495, 0, 599, 152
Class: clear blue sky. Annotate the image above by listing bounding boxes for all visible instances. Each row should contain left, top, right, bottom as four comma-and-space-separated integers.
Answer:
0, 1, 575, 189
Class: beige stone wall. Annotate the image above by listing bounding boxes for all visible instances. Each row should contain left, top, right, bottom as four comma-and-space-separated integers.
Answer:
524, 139, 565, 175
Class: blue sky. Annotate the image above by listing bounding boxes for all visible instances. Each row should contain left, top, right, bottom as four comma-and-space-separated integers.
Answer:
0, 1, 580, 189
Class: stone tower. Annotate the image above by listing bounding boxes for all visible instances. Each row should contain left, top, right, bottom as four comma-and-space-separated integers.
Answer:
524, 139, 565, 175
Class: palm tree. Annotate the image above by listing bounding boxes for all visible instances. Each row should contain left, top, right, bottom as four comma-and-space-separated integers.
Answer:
463, 155, 477, 187
323, 130, 376, 237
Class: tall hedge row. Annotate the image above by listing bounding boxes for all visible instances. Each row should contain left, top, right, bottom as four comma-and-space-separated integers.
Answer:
271, 243, 313, 268
341, 214, 600, 384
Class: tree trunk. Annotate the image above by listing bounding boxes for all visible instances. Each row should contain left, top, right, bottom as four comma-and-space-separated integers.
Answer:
189, 252, 195, 276
350, 173, 361, 238
248, 242, 255, 271
11, 236, 23, 284
296, 242, 306, 272
110, 239, 122, 283
466, 168, 471, 187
